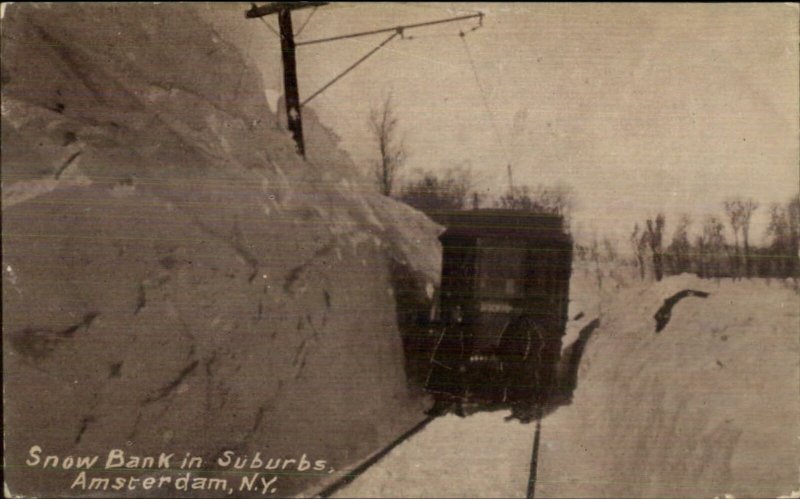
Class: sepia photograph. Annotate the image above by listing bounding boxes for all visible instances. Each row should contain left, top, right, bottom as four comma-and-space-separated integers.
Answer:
2, 2, 799, 498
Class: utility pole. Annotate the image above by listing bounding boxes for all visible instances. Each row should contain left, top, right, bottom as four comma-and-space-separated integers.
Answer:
276, 8, 304, 157
246, 2, 327, 158
247, 3, 483, 160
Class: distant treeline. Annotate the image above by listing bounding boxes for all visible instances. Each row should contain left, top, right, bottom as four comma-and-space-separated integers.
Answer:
394, 168, 799, 281
575, 193, 800, 280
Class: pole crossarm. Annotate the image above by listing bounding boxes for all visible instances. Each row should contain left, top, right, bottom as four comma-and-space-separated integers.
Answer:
246, 2, 328, 19
296, 12, 483, 46
301, 31, 400, 107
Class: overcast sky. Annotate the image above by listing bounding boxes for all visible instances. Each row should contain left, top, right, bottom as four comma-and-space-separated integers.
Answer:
208, 3, 798, 246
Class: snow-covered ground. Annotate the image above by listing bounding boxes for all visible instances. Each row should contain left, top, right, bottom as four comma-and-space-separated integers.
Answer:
332, 274, 800, 498
331, 411, 536, 498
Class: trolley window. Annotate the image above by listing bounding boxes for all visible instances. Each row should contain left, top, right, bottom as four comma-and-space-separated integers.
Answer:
476, 238, 528, 301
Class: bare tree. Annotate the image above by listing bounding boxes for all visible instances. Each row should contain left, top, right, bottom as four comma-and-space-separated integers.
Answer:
471, 191, 483, 210
602, 236, 618, 263
631, 223, 647, 280
399, 167, 475, 215
667, 214, 692, 275
589, 236, 603, 290
767, 203, 790, 277
368, 93, 405, 196
739, 199, 758, 277
723, 199, 744, 277
533, 182, 576, 223
766, 193, 800, 278
497, 185, 541, 211
645, 214, 666, 281
788, 193, 800, 279
701, 215, 726, 278
495, 183, 575, 222
693, 233, 707, 278
723, 198, 757, 278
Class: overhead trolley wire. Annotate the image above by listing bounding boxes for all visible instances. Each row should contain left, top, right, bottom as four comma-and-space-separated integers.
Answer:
458, 25, 515, 180
296, 13, 482, 46
299, 12, 483, 107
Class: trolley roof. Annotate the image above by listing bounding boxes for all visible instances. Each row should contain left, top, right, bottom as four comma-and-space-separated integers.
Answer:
428, 209, 571, 244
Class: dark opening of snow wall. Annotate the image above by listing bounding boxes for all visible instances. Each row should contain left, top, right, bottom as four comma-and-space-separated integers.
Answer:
1, 4, 442, 497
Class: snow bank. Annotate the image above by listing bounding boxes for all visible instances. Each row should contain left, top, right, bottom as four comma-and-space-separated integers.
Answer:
1, 4, 440, 497
537, 275, 800, 497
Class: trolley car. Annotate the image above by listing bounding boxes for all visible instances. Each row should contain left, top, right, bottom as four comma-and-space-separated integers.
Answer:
423, 209, 572, 416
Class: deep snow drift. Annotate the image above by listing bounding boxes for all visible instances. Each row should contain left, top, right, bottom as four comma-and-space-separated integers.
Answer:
1, 4, 440, 497
539, 275, 800, 498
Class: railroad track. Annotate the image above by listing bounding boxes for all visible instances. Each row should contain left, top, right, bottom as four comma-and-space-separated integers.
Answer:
526, 409, 544, 499
313, 406, 546, 499
314, 415, 437, 498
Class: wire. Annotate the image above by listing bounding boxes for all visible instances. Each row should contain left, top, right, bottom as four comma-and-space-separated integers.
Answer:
396, 2, 484, 17
296, 13, 482, 47
294, 5, 318, 37
301, 31, 400, 107
257, 16, 280, 38
459, 29, 513, 175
